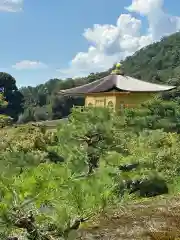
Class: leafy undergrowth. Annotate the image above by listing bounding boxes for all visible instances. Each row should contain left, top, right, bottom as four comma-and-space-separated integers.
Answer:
77, 195, 180, 239
0, 124, 57, 152
1, 107, 180, 239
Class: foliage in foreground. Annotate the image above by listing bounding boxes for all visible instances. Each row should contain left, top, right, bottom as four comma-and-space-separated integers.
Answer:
1, 107, 180, 239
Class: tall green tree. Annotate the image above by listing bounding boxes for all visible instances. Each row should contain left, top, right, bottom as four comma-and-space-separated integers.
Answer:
0, 72, 24, 121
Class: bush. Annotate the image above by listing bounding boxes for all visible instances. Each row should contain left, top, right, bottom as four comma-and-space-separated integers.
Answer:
0, 114, 13, 128
1, 107, 180, 239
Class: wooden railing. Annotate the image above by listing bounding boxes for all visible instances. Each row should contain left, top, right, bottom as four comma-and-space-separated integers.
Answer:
72, 105, 116, 113
72, 105, 90, 112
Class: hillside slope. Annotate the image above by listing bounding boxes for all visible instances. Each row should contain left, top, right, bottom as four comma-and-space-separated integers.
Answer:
123, 32, 180, 84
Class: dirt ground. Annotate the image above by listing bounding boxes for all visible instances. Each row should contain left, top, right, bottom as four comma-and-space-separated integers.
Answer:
77, 195, 180, 240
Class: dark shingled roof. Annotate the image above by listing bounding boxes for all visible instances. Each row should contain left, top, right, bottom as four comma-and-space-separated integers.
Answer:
59, 74, 176, 95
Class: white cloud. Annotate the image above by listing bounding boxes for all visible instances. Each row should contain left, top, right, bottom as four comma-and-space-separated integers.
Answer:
12, 60, 47, 70
126, 0, 163, 15
127, 0, 180, 40
58, 0, 180, 78
0, 0, 23, 12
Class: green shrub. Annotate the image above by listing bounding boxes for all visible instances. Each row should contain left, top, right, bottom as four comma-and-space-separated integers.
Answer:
1, 107, 180, 239
0, 114, 13, 128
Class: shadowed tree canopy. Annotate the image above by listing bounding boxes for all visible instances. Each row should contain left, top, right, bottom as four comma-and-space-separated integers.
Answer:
0, 72, 24, 121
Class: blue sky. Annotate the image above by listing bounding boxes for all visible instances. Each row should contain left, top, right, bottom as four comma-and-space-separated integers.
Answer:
0, 0, 179, 87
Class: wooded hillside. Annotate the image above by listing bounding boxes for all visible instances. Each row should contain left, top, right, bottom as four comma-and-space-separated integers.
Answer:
123, 32, 180, 83
18, 32, 180, 123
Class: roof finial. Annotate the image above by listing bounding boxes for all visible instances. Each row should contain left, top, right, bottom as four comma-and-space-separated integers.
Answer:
111, 62, 124, 75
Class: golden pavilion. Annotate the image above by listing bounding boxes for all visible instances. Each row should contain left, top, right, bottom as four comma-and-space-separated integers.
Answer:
60, 63, 176, 111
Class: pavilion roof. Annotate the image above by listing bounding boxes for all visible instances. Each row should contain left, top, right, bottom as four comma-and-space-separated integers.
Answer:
59, 74, 176, 95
